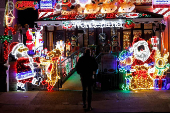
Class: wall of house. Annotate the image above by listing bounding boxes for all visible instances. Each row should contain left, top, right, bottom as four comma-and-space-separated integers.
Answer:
161, 17, 170, 63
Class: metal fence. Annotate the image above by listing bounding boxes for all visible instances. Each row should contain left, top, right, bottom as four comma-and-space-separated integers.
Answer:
58, 47, 86, 87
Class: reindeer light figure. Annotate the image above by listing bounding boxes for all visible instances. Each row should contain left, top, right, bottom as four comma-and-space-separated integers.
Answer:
46, 48, 61, 91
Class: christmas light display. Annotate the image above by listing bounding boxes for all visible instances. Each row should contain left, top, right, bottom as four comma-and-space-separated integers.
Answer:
130, 75, 154, 90
118, 36, 170, 90
54, 0, 62, 11
40, 0, 53, 9
38, 9, 54, 19
154, 50, 169, 76
118, 50, 133, 72
138, 13, 151, 18
122, 75, 132, 90
84, 3, 100, 14
26, 28, 35, 52
0, 35, 12, 43
70, 20, 123, 28
124, 20, 135, 28
3, 1, 14, 27
63, 21, 72, 29
15, 1, 39, 10
10, 43, 35, 90
76, 0, 91, 7
101, 2, 117, 13
118, 0, 135, 13
34, 26, 44, 53
6, 10, 15, 26
4, 27, 16, 36
45, 48, 61, 91
0, 26, 16, 62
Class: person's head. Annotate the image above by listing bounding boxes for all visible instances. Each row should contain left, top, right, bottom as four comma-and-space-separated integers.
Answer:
84, 48, 91, 56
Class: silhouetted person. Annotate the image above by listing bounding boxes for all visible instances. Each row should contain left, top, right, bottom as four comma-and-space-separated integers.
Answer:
76, 48, 98, 111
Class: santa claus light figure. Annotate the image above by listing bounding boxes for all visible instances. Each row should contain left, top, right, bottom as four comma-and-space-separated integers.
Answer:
129, 37, 157, 89
9, 42, 35, 90
130, 37, 156, 68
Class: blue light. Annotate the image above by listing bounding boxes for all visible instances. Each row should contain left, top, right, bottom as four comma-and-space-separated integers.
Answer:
148, 62, 154, 66
154, 79, 167, 89
118, 65, 131, 72
117, 50, 133, 61
40, 1, 53, 9
28, 50, 35, 55
17, 71, 35, 80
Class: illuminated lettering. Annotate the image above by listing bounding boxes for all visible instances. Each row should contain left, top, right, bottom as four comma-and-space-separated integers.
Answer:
15, 1, 39, 10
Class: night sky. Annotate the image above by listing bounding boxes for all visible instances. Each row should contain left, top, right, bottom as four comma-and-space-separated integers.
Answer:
17, 0, 40, 28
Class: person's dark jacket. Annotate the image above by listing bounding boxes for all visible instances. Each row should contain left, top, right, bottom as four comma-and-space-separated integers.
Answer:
76, 55, 98, 80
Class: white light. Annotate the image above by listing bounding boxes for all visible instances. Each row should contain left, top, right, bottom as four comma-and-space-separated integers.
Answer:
158, 8, 168, 15
164, 11, 170, 17
70, 20, 123, 29
39, 12, 46, 18
34, 26, 43, 53
153, 8, 160, 13
132, 40, 151, 62
76, 0, 91, 7
40, 1, 52, 9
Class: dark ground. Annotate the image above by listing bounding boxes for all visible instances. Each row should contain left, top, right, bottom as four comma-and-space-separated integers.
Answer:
0, 90, 170, 113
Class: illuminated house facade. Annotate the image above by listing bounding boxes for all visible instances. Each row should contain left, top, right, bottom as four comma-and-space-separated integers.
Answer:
1, 0, 170, 91
35, 0, 170, 90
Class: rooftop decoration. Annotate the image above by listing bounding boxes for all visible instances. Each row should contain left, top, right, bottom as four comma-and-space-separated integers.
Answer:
152, 0, 170, 17
101, 1, 117, 13
118, 0, 135, 13
38, 0, 138, 19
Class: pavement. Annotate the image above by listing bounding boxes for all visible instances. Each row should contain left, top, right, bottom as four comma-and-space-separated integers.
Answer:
0, 72, 170, 113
